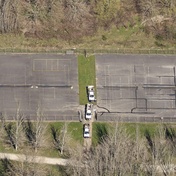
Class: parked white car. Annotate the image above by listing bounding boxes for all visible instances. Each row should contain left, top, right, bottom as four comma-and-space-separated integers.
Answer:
85, 103, 93, 120
87, 85, 96, 102
83, 124, 90, 138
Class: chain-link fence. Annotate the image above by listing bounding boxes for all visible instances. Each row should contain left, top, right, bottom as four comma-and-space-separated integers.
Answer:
0, 47, 176, 54
96, 113, 176, 123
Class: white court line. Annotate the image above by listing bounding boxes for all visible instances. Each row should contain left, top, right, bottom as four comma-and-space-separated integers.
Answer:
147, 66, 150, 84
57, 59, 59, 70
106, 65, 109, 109
25, 65, 27, 85
67, 65, 70, 86
33, 59, 69, 71
46, 59, 47, 71
54, 87, 56, 99
104, 65, 107, 108
110, 100, 135, 109
107, 65, 112, 111
51, 59, 53, 71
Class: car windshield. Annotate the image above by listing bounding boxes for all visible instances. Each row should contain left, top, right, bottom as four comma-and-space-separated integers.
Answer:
90, 95, 94, 97
87, 113, 91, 116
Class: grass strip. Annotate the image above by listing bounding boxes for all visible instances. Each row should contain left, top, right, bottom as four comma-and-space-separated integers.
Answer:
78, 55, 96, 105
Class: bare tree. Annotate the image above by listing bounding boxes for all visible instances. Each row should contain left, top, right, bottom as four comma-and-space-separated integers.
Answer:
3, 102, 24, 151
66, 122, 176, 176
51, 122, 71, 155
67, 123, 147, 176
155, 125, 175, 176
136, 0, 176, 19
24, 105, 47, 152
93, 0, 121, 26
21, 0, 65, 38
0, 0, 19, 33
0, 112, 5, 137
61, 0, 95, 41
142, 124, 176, 176
1, 155, 48, 176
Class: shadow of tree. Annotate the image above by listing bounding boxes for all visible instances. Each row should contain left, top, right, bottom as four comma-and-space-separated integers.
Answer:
23, 119, 36, 146
56, 165, 69, 176
50, 125, 61, 151
4, 123, 16, 149
0, 158, 14, 175
144, 129, 156, 158
165, 125, 176, 146
95, 123, 108, 144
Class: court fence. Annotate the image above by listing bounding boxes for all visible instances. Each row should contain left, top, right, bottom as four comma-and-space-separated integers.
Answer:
0, 48, 176, 55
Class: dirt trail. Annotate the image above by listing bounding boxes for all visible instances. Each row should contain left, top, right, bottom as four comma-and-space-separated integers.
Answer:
0, 153, 69, 166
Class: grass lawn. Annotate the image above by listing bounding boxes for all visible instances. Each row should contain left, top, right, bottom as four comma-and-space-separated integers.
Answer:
48, 122, 83, 142
0, 24, 176, 53
39, 122, 83, 158
0, 26, 175, 55
78, 55, 96, 105
92, 122, 176, 145
0, 122, 83, 158
1, 121, 176, 158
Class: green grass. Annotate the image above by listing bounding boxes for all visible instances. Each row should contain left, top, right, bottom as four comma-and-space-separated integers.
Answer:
123, 123, 160, 138
40, 122, 83, 158
0, 34, 69, 51
92, 122, 109, 145
47, 122, 83, 143
0, 122, 83, 158
78, 55, 96, 105
0, 26, 176, 53
1, 122, 176, 158
48, 122, 83, 142
92, 122, 176, 145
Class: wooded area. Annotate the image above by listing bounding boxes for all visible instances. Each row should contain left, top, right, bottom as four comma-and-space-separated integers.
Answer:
0, 0, 176, 44
67, 124, 176, 176
1, 117, 176, 175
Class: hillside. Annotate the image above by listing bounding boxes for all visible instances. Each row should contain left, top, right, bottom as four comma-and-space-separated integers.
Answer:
0, 0, 176, 50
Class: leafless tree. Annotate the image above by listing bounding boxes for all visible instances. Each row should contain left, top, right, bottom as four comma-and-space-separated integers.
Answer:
156, 125, 175, 176
24, 105, 47, 152
67, 123, 147, 176
21, 0, 65, 38
135, 0, 176, 19
0, 0, 19, 33
0, 112, 5, 136
60, 0, 95, 41
1, 154, 48, 176
141, 124, 176, 176
51, 122, 71, 155
66, 122, 176, 176
2, 102, 24, 151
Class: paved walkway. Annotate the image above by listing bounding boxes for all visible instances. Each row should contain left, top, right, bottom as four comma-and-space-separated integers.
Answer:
0, 153, 69, 166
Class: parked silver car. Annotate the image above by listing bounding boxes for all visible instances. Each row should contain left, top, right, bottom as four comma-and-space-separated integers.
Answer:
85, 103, 93, 120
87, 85, 96, 102
83, 124, 90, 138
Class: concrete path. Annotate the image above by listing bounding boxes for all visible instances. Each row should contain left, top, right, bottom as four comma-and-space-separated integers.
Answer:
0, 153, 69, 166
